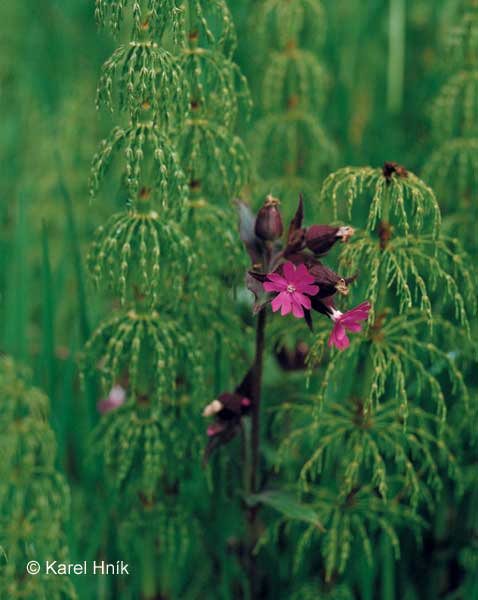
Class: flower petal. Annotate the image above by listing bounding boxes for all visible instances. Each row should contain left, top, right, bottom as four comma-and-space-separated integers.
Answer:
334, 322, 347, 342
328, 322, 350, 350
336, 334, 350, 350
346, 302, 371, 319
282, 262, 296, 282
298, 283, 319, 296
271, 292, 292, 315
264, 281, 287, 293
280, 293, 292, 315
343, 320, 363, 333
291, 299, 305, 318
347, 309, 369, 320
271, 294, 284, 313
266, 273, 288, 285
294, 263, 316, 285
292, 291, 311, 310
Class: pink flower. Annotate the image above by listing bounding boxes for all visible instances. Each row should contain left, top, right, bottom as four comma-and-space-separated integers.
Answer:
263, 262, 319, 318
328, 302, 371, 351
97, 384, 126, 414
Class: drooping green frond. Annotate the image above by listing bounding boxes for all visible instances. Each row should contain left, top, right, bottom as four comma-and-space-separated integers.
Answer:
179, 0, 250, 208
95, 0, 185, 39
447, 2, 478, 65
88, 210, 191, 304
261, 49, 329, 113
247, 0, 333, 213
422, 0, 478, 248
305, 486, 424, 581
423, 137, 478, 200
254, 113, 337, 182
180, 49, 251, 128
188, 203, 248, 279
257, 485, 424, 582
320, 166, 441, 237
281, 398, 458, 509
82, 310, 203, 401
97, 43, 187, 124
184, 0, 237, 54
117, 496, 201, 571
90, 123, 188, 208
92, 402, 200, 493
431, 71, 478, 139
308, 311, 469, 422
255, 0, 326, 51
180, 121, 249, 200
0, 357, 76, 600
337, 232, 475, 328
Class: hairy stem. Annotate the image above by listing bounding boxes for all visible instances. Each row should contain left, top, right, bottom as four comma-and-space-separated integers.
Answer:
247, 308, 267, 599
251, 309, 267, 493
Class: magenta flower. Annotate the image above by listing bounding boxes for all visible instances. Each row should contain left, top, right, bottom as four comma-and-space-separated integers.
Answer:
263, 262, 319, 318
97, 384, 126, 414
328, 302, 372, 351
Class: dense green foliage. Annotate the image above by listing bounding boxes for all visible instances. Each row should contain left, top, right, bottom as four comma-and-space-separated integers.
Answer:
0, 1, 477, 599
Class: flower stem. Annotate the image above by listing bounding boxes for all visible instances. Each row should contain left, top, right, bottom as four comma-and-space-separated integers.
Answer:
251, 308, 266, 492
247, 308, 267, 598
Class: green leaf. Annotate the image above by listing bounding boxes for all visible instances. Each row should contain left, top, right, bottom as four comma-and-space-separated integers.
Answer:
246, 490, 325, 531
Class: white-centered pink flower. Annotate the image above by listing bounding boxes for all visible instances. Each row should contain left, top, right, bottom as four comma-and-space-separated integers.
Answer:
328, 302, 371, 351
263, 262, 319, 319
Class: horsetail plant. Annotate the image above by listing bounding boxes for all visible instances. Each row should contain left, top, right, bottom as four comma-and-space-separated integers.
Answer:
246, 0, 337, 212
265, 162, 476, 586
0, 357, 76, 600
423, 0, 478, 249
203, 163, 475, 595
84, 2, 207, 595
423, 3, 478, 595
177, 1, 253, 391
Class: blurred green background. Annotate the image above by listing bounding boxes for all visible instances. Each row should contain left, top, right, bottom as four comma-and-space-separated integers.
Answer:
0, 1, 475, 598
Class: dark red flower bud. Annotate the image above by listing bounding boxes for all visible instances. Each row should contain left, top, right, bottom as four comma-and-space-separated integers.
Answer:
203, 392, 250, 426
308, 262, 358, 298
382, 161, 408, 182
306, 225, 355, 256
202, 391, 251, 463
255, 195, 284, 241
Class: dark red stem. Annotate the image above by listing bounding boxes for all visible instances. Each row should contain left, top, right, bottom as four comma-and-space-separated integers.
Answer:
247, 308, 267, 598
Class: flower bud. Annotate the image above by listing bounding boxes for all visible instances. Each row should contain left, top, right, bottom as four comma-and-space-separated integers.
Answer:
308, 263, 357, 299
255, 195, 284, 241
305, 225, 355, 256
305, 225, 340, 255
382, 161, 408, 182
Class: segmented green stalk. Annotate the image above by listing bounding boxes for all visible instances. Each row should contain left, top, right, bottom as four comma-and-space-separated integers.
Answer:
0, 357, 76, 599
247, 0, 337, 211
271, 165, 475, 581
177, 0, 252, 385
423, 0, 478, 248
84, 1, 254, 594
85, 5, 207, 593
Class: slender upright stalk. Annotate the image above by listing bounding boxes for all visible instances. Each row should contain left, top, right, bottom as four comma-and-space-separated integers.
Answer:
247, 308, 267, 599
251, 308, 267, 493
387, 0, 406, 113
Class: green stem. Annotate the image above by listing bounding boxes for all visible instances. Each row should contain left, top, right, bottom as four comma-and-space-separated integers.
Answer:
359, 185, 391, 404
387, 0, 406, 114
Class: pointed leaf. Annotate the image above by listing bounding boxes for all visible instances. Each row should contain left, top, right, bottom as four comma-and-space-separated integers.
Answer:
246, 272, 272, 314
286, 195, 305, 254
236, 199, 264, 264
246, 490, 325, 531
